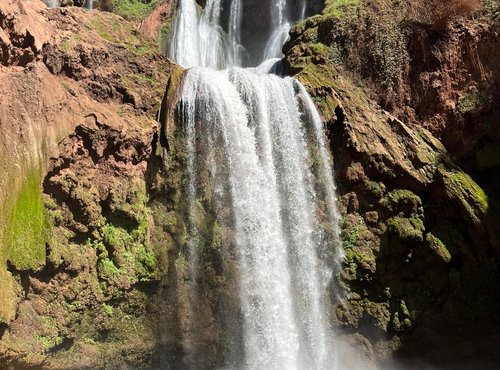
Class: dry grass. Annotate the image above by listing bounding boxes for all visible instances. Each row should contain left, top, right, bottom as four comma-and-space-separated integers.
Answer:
408, 0, 482, 29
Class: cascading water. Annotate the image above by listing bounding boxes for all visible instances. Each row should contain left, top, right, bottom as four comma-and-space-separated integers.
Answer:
42, 0, 93, 10
43, 0, 59, 7
169, 0, 343, 369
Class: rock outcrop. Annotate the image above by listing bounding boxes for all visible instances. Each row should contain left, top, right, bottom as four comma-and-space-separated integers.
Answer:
0, 1, 177, 367
1, 0, 500, 369
283, 1, 500, 368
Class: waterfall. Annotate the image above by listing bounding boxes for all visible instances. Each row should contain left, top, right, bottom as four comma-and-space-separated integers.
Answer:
169, 0, 200, 68
44, 0, 59, 7
227, 0, 243, 66
83, 0, 93, 10
43, 0, 93, 10
168, 0, 343, 368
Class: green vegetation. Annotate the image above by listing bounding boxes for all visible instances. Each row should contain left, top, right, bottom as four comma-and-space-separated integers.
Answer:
439, 168, 489, 224
323, 0, 360, 18
384, 189, 422, 215
426, 233, 452, 263
341, 215, 377, 280
363, 181, 386, 198
103, 303, 114, 316
457, 91, 491, 115
387, 216, 425, 242
112, 0, 161, 21
61, 34, 83, 52
90, 18, 156, 55
5, 170, 49, 270
97, 220, 158, 283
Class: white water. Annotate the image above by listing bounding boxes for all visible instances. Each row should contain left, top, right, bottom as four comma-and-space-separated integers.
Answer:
43, 0, 93, 10
227, 0, 243, 66
44, 0, 59, 7
169, 0, 343, 369
169, 0, 200, 68
83, 0, 93, 10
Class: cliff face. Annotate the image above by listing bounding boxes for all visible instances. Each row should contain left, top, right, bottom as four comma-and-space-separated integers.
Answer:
283, 0, 500, 367
1, 0, 500, 369
0, 1, 179, 368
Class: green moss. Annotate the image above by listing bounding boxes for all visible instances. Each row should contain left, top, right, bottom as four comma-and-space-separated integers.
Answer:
387, 216, 424, 242
5, 170, 50, 270
90, 18, 156, 55
341, 215, 377, 279
324, 0, 360, 18
37, 334, 63, 351
112, 0, 161, 21
99, 257, 120, 278
159, 11, 176, 53
426, 233, 451, 263
60, 34, 83, 53
383, 189, 422, 215
101, 220, 158, 282
309, 42, 330, 56
439, 168, 489, 224
431, 222, 462, 256
364, 181, 386, 198
457, 91, 491, 115
103, 304, 114, 316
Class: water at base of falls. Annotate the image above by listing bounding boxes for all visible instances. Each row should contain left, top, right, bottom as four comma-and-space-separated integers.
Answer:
169, 1, 343, 369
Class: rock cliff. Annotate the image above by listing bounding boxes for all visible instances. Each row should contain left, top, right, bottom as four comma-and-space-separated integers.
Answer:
283, 0, 500, 367
1, 0, 499, 369
0, 1, 178, 367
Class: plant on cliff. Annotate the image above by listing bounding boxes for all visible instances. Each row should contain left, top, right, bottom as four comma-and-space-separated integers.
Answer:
4, 170, 50, 270
111, 0, 161, 20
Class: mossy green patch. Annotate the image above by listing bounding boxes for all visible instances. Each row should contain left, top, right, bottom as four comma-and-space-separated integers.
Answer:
383, 189, 422, 216
5, 170, 49, 270
90, 18, 156, 55
426, 232, 451, 263
100, 220, 158, 282
112, 0, 161, 21
387, 216, 424, 242
341, 214, 377, 279
103, 303, 114, 316
324, 0, 361, 18
363, 181, 386, 198
61, 34, 83, 53
457, 91, 491, 115
439, 168, 489, 224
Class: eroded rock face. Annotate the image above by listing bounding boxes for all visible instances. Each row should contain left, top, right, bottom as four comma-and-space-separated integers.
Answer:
0, 1, 177, 367
1, 0, 500, 368
139, 0, 175, 41
284, 3, 500, 368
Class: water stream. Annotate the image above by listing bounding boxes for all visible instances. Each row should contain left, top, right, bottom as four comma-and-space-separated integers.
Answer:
43, 0, 93, 10
169, 1, 343, 369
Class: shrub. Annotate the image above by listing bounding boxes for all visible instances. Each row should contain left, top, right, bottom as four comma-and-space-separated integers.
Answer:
408, 0, 482, 29
111, 0, 161, 20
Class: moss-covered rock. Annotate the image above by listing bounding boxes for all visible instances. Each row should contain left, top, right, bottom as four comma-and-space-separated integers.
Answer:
383, 189, 422, 216
387, 216, 425, 242
342, 214, 378, 280
438, 168, 489, 225
4, 169, 50, 271
426, 233, 452, 263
